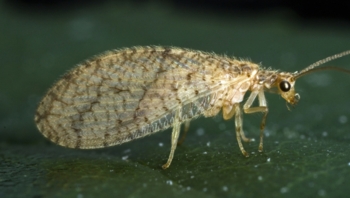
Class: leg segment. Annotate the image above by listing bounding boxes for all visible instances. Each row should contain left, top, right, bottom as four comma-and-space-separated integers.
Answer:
243, 90, 268, 152
259, 109, 268, 152
223, 102, 252, 143
162, 108, 182, 169
234, 104, 249, 157
177, 121, 190, 145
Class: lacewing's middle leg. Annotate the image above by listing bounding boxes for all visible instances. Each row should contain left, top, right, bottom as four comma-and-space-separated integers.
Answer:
243, 90, 268, 152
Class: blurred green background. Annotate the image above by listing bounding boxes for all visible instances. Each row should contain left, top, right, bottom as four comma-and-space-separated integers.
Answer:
1, 0, 350, 197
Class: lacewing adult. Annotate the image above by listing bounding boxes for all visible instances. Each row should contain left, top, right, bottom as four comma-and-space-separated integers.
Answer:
35, 46, 350, 169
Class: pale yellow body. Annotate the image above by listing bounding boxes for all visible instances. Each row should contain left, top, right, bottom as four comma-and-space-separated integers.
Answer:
35, 46, 350, 169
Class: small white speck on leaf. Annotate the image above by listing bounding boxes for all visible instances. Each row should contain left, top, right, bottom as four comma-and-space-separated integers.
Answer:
339, 115, 348, 124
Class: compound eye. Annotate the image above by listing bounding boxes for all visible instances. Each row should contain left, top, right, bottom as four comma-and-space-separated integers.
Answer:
279, 81, 291, 92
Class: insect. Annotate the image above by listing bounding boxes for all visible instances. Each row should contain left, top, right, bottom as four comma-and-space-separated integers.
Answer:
35, 46, 350, 169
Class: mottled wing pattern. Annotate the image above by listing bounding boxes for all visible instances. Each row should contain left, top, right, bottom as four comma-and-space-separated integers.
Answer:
35, 46, 255, 149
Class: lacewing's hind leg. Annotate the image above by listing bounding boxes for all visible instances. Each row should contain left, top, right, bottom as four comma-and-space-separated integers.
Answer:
162, 108, 182, 169
243, 90, 268, 152
177, 121, 190, 145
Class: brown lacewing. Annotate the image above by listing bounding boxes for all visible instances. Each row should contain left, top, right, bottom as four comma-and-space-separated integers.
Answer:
35, 46, 350, 169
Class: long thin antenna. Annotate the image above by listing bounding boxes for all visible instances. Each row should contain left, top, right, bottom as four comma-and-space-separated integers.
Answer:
294, 50, 350, 79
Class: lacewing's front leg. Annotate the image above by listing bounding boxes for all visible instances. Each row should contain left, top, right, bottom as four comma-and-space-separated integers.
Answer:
243, 90, 268, 152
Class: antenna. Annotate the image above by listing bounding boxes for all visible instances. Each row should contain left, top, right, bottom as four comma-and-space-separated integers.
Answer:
294, 50, 350, 79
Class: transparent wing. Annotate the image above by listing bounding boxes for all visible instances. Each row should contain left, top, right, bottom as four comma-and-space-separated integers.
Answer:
35, 46, 253, 149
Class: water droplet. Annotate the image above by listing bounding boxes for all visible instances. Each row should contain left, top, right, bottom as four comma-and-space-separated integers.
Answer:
280, 187, 288, 193
207, 142, 211, 147
166, 180, 173, 185
195, 127, 205, 136
318, 189, 326, 196
339, 115, 348, 124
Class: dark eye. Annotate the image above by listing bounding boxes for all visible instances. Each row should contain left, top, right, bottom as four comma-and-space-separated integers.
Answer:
279, 81, 291, 92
